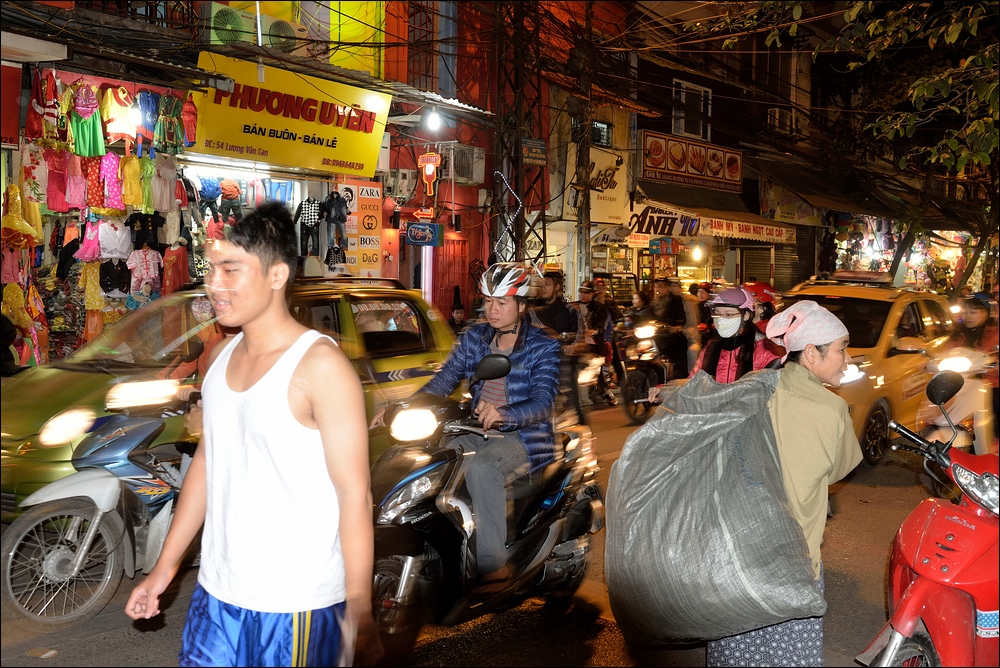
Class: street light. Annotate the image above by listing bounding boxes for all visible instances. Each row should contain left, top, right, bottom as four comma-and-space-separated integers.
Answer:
425, 107, 441, 131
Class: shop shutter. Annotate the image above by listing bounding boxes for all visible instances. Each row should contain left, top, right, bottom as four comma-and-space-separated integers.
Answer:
433, 238, 469, 317
742, 249, 772, 285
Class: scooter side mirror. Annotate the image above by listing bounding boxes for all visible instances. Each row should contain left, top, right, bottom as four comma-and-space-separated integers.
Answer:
926, 370, 964, 406
470, 354, 511, 386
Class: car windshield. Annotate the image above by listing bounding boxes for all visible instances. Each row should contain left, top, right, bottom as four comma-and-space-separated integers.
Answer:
60, 291, 218, 370
779, 295, 891, 349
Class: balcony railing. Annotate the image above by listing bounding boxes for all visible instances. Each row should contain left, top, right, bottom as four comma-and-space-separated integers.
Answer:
74, 1, 198, 32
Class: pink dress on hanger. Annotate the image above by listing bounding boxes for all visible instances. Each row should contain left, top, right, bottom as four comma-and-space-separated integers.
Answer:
43, 148, 70, 213
66, 154, 86, 209
74, 219, 102, 262
99, 152, 124, 209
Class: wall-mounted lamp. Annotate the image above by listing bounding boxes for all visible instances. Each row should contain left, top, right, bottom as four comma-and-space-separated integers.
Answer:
425, 107, 442, 131
692, 243, 704, 262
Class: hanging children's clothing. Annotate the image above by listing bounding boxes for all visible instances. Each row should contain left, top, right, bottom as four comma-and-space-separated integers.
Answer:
120, 155, 143, 207
154, 94, 185, 155
66, 154, 86, 209
63, 220, 80, 244
101, 86, 135, 144
43, 148, 70, 213
1, 246, 23, 285
181, 94, 198, 147
128, 211, 165, 249
99, 152, 124, 210
153, 154, 178, 212
126, 246, 162, 292
19, 140, 47, 204
83, 156, 103, 207
135, 91, 160, 158
139, 157, 156, 214
161, 240, 189, 295
69, 83, 105, 158
99, 218, 132, 260
99, 258, 132, 296
73, 218, 102, 262
164, 210, 182, 247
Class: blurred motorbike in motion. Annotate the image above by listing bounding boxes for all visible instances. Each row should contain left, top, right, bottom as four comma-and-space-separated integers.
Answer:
369, 355, 604, 664
619, 322, 673, 425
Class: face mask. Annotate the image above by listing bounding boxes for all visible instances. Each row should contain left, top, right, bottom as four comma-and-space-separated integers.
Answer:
714, 315, 743, 338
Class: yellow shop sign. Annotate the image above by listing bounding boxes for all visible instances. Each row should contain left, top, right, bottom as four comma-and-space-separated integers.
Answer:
194, 53, 391, 176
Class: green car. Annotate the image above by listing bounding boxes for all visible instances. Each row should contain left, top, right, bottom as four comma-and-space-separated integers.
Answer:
1, 277, 454, 523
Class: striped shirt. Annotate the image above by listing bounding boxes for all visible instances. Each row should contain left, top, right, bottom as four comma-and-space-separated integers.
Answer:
479, 340, 512, 407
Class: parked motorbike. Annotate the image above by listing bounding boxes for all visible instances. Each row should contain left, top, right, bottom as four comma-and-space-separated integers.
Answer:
0, 389, 200, 633
370, 354, 605, 664
619, 322, 673, 424
856, 370, 999, 668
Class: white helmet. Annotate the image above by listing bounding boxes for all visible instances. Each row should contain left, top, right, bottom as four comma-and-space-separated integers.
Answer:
480, 263, 532, 297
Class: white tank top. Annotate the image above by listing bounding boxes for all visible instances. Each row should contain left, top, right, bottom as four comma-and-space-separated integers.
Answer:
197, 329, 346, 612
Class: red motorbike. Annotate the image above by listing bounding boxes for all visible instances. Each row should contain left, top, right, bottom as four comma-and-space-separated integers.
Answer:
857, 370, 998, 667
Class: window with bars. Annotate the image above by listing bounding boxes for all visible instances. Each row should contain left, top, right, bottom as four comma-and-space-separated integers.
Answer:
672, 80, 712, 141
408, 1, 438, 92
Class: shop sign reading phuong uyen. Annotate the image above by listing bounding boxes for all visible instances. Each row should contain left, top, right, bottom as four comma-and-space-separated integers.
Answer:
193, 53, 391, 176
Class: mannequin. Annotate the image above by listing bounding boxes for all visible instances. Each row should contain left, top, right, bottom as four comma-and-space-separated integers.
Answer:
322, 189, 348, 248
294, 188, 323, 256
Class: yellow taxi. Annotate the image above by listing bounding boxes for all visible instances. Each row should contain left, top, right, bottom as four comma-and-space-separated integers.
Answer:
779, 271, 955, 464
1, 277, 454, 521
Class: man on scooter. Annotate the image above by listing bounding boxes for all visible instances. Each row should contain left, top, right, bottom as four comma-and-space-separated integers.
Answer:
417, 263, 561, 592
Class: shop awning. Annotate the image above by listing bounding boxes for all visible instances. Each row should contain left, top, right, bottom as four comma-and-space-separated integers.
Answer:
634, 181, 796, 244
746, 157, 897, 217
637, 180, 752, 213
696, 210, 797, 244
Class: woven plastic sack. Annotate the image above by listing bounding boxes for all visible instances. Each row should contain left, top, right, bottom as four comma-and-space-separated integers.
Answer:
605, 370, 826, 644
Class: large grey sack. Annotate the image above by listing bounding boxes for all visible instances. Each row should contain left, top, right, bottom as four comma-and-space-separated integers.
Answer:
605, 370, 826, 644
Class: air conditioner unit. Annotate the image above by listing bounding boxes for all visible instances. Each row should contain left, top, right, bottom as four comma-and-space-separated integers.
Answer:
199, 3, 311, 56
383, 169, 418, 200
439, 144, 486, 185
260, 15, 311, 56
199, 2, 256, 46
767, 108, 795, 135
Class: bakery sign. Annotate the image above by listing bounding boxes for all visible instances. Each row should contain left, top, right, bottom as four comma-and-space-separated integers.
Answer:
641, 130, 742, 193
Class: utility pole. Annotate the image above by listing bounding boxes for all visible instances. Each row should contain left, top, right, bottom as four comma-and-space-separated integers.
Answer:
574, 1, 594, 291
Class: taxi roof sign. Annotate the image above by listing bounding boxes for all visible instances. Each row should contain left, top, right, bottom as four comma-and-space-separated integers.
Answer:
831, 270, 893, 285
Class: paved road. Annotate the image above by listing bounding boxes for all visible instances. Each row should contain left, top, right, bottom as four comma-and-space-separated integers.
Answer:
1, 403, 931, 667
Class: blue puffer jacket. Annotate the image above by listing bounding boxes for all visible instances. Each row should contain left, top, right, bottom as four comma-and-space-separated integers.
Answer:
419, 319, 560, 472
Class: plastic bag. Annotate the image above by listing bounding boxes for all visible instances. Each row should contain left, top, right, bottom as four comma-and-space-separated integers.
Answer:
605, 370, 826, 643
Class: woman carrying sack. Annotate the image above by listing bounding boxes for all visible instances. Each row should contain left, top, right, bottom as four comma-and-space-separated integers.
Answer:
706, 300, 862, 666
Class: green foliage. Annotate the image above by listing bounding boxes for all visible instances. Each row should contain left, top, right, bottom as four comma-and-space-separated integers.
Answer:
684, 1, 999, 177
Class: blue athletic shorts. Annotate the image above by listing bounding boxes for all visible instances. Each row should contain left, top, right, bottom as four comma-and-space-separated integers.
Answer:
179, 582, 345, 667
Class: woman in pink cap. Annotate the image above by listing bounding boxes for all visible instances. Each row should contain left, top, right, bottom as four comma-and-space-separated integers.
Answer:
706, 299, 863, 666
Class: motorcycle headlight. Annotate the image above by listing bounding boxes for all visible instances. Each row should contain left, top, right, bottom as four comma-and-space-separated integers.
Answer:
39, 408, 96, 447
634, 325, 656, 340
377, 465, 446, 524
937, 356, 972, 374
840, 364, 865, 384
635, 339, 654, 354
389, 408, 439, 442
106, 379, 180, 410
953, 465, 999, 516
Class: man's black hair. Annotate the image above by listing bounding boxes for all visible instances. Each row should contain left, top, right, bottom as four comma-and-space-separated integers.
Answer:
226, 201, 298, 293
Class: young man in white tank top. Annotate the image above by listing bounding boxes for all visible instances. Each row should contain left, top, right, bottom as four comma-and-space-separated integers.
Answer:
125, 202, 382, 666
